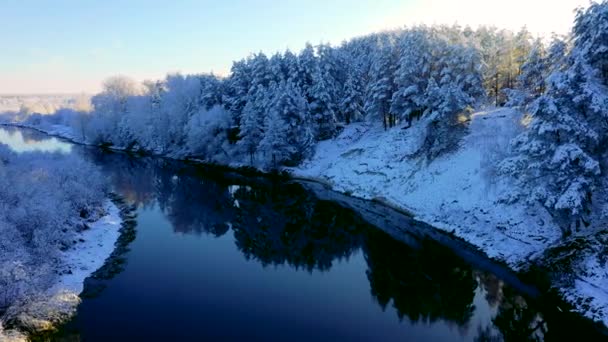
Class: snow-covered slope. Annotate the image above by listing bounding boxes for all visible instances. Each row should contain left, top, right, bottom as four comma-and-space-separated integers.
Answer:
296, 107, 608, 327
296, 108, 562, 268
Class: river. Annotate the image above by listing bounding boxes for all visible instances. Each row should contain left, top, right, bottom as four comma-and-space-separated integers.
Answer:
0, 126, 602, 341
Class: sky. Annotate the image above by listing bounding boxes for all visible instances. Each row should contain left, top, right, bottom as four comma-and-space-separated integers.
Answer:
0, 0, 591, 94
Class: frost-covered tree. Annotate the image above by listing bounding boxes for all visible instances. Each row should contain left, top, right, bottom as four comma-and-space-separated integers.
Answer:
573, 1, 608, 81
0, 145, 107, 323
501, 57, 608, 231
186, 105, 232, 162
296, 43, 318, 100
259, 80, 313, 167
157, 74, 203, 150
419, 79, 473, 160
340, 74, 364, 124
309, 66, 337, 140
238, 85, 268, 164
223, 58, 253, 124
365, 36, 397, 129
500, 2, 608, 231
89, 76, 143, 144
506, 39, 547, 106
391, 28, 433, 127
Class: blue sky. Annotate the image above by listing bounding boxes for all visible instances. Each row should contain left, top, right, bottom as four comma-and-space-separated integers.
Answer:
0, 0, 588, 94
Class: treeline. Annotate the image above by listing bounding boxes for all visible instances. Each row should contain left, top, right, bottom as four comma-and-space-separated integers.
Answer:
33, 24, 558, 166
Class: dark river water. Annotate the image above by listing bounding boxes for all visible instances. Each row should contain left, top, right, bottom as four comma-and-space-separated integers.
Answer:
0, 127, 604, 341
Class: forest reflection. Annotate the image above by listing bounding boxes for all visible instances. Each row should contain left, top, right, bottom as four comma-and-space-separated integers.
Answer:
82, 150, 565, 341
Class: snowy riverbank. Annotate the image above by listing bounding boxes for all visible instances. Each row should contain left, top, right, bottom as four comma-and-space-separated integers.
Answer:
0, 199, 122, 341
48, 200, 122, 297
296, 108, 562, 267
1, 200, 122, 340
294, 108, 608, 328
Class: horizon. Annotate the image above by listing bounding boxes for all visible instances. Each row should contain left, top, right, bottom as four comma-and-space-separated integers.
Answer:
1, 0, 591, 94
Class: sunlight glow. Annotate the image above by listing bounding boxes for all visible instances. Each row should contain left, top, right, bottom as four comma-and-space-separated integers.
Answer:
370, 0, 591, 37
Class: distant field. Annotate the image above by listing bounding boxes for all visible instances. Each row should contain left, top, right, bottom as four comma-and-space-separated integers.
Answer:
0, 94, 87, 113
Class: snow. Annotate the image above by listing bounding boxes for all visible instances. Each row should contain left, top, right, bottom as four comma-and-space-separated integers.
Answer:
47, 200, 122, 297
567, 255, 608, 327
295, 107, 562, 268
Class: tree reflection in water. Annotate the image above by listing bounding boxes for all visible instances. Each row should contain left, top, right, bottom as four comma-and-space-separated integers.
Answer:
79, 150, 598, 341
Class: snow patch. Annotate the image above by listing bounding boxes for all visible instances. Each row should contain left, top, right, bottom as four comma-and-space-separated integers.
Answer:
48, 200, 122, 297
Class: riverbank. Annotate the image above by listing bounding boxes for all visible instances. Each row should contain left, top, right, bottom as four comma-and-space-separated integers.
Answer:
0, 199, 122, 340
293, 108, 608, 328
3, 110, 608, 330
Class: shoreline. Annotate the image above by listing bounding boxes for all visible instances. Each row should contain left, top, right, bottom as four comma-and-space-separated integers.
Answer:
1, 198, 125, 340
2, 121, 608, 333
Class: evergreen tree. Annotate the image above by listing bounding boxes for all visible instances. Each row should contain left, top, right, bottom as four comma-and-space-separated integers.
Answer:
365, 36, 397, 130
340, 74, 364, 124
391, 28, 433, 127
296, 43, 318, 99
509, 39, 547, 105
259, 80, 313, 167
501, 53, 606, 231
223, 59, 253, 125
238, 85, 268, 164
309, 66, 337, 140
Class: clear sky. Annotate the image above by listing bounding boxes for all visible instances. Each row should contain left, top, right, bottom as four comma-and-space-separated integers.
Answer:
0, 0, 590, 94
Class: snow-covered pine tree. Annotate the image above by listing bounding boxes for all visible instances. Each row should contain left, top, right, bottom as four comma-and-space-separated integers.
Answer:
259, 80, 313, 167
390, 28, 433, 128
546, 35, 569, 75
365, 35, 397, 130
507, 39, 547, 106
269, 52, 286, 84
418, 78, 472, 160
340, 74, 364, 124
296, 43, 318, 100
500, 55, 607, 232
239, 84, 268, 164
309, 65, 337, 140
500, 2, 608, 232
512, 27, 533, 79
573, 1, 608, 82
250, 52, 272, 89
223, 58, 253, 125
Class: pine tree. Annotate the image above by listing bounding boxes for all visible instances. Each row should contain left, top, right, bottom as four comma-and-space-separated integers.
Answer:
365, 36, 397, 130
501, 54, 606, 231
309, 66, 337, 140
512, 39, 547, 105
238, 85, 267, 164
340, 74, 364, 124
259, 80, 313, 167
223, 59, 253, 125
296, 43, 318, 100
391, 28, 432, 127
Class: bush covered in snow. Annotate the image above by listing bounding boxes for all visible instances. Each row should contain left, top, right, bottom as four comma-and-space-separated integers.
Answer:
0, 144, 107, 333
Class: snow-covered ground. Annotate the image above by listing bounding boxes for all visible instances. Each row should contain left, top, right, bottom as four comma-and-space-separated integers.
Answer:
0, 201, 122, 340
48, 200, 121, 296
296, 108, 562, 268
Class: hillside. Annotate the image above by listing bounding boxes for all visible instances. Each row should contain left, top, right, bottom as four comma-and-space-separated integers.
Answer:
295, 107, 608, 325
